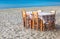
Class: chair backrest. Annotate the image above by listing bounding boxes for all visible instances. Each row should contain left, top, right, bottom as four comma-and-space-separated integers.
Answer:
37, 10, 42, 13
22, 9, 26, 18
32, 11, 38, 18
50, 10, 56, 14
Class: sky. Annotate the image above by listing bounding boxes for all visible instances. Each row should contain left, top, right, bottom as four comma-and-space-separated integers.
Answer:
0, 0, 60, 8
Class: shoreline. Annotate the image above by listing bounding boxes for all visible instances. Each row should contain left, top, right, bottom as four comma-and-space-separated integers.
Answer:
0, 6, 60, 10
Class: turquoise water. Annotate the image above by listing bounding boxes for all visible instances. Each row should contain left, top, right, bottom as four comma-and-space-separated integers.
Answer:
0, 0, 60, 9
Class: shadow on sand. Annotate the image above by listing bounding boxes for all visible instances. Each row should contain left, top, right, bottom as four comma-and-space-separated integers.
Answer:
55, 24, 60, 31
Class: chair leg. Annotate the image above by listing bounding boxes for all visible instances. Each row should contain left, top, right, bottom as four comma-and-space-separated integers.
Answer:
43, 24, 45, 31
36, 19, 38, 31
29, 20, 32, 29
32, 19, 34, 29
40, 20, 43, 31
23, 18, 26, 28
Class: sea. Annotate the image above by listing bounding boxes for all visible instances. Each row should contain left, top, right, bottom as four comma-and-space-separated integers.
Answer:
0, 1, 60, 9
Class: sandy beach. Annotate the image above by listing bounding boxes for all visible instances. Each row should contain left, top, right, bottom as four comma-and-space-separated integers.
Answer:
0, 6, 60, 39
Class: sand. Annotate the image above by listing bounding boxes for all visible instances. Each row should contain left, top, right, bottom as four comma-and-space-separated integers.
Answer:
0, 6, 60, 39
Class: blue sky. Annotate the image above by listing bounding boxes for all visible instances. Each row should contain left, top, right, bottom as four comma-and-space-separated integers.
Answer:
0, 0, 60, 8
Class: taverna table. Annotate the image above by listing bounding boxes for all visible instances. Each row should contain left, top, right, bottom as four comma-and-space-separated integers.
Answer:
22, 10, 56, 31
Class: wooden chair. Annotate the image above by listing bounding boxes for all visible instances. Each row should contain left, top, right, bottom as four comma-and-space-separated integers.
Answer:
22, 9, 27, 28
37, 10, 44, 31
32, 11, 38, 30
26, 11, 32, 29
50, 10, 56, 30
